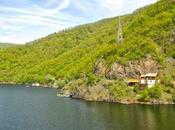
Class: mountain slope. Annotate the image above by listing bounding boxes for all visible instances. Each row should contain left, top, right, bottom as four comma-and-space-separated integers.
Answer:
0, 0, 174, 85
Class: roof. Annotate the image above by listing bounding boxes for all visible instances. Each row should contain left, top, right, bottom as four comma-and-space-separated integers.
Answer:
127, 79, 140, 83
140, 73, 157, 78
140, 75, 146, 78
146, 73, 157, 77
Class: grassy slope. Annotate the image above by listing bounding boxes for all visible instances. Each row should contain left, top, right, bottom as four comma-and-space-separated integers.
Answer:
0, 0, 174, 84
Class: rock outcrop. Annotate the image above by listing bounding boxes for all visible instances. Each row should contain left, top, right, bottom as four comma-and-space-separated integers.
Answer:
94, 59, 107, 77
95, 58, 159, 79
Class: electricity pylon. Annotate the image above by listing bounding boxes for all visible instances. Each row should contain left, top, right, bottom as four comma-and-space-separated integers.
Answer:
117, 16, 123, 43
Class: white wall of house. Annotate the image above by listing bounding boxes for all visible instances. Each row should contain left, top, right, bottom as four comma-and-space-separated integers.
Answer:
147, 80, 156, 88
140, 79, 146, 85
140, 78, 157, 88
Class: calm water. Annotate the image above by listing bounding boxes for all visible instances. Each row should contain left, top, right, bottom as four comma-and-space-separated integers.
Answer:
0, 85, 174, 130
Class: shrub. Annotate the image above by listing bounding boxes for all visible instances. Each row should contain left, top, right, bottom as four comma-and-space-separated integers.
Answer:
163, 86, 173, 94
172, 90, 175, 102
148, 85, 163, 99
138, 89, 150, 102
162, 74, 174, 87
133, 85, 140, 93
55, 80, 66, 88
86, 73, 97, 85
138, 85, 163, 102
109, 81, 129, 101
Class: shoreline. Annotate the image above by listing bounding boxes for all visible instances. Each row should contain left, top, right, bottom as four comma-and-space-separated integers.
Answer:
73, 98, 175, 105
0, 83, 52, 88
0, 83, 175, 105
70, 95, 175, 105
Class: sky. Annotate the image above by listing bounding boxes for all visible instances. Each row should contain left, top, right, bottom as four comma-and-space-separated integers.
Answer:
0, 0, 157, 44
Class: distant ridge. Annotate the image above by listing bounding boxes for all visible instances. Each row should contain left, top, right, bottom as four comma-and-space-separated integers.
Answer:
0, 43, 17, 48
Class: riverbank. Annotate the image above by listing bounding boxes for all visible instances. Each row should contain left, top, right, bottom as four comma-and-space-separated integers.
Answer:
0, 82, 20, 85
0, 82, 53, 88
1, 81, 175, 105
60, 78, 175, 105
65, 92, 175, 105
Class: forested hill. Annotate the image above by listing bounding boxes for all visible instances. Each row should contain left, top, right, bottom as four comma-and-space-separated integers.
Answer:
0, 43, 16, 48
0, 0, 175, 84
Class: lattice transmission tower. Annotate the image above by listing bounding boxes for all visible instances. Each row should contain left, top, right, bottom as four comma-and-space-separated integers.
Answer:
117, 16, 123, 43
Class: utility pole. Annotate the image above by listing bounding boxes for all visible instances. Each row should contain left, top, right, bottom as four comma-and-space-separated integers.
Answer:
117, 16, 123, 43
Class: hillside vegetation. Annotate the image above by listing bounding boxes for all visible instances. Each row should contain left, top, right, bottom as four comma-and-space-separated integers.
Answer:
0, 0, 175, 94
0, 43, 16, 48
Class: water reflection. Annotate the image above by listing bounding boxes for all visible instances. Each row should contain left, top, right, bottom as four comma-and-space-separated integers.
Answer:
82, 101, 175, 130
0, 85, 174, 130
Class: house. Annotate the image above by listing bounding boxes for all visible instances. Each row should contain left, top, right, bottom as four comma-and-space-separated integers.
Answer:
140, 73, 158, 88
127, 79, 140, 86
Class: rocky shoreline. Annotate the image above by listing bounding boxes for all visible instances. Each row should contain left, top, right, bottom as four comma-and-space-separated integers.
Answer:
67, 93, 175, 105
0, 81, 175, 105
59, 77, 175, 105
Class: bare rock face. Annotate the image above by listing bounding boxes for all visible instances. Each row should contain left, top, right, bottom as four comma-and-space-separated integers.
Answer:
94, 59, 107, 77
138, 58, 158, 74
94, 57, 159, 79
107, 63, 126, 79
107, 58, 159, 79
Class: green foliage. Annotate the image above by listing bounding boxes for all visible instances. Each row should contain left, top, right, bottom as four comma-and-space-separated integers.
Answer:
172, 90, 175, 102
138, 86, 163, 102
109, 81, 129, 101
138, 89, 151, 102
86, 73, 97, 85
45, 74, 55, 84
0, 0, 174, 84
163, 86, 173, 94
149, 85, 163, 99
162, 74, 174, 87
55, 79, 66, 88
133, 85, 140, 93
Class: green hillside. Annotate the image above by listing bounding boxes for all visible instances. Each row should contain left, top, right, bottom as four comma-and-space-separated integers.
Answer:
0, 0, 175, 86
0, 43, 16, 48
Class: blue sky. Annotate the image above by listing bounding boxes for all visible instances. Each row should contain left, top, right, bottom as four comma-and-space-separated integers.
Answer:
0, 0, 157, 44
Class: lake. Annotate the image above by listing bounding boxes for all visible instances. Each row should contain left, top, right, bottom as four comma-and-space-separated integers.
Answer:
0, 85, 174, 130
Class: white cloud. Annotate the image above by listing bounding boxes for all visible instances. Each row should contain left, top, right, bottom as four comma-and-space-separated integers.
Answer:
38, 0, 71, 16
0, 0, 158, 44
71, 0, 124, 20
74, 0, 95, 13
100, 0, 123, 12
0, 0, 86, 43
0, 35, 29, 44
0, 0, 71, 18
135, 0, 158, 8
